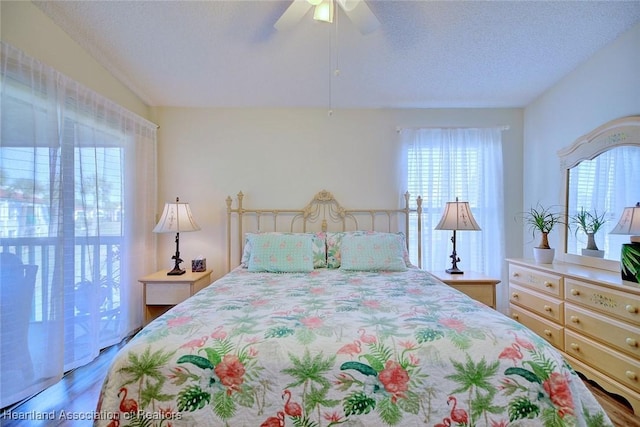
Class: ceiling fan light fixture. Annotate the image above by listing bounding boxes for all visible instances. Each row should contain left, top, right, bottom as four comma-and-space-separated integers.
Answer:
307, 0, 323, 6
313, 0, 334, 23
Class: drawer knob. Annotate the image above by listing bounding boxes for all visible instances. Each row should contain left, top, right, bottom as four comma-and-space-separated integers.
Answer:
626, 338, 638, 347
570, 315, 580, 323
570, 342, 579, 351
544, 281, 553, 288
512, 314, 520, 320
511, 292, 519, 299
544, 305, 552, 312
626, 371, 638, 381
570, 289, 580, 296
626, 305, 638, 314
512, 272, 520, 278
544, 329, 552, 337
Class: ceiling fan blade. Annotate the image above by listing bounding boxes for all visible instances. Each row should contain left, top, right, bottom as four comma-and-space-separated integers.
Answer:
274, 0, 313, 31
337, 0, 380, 34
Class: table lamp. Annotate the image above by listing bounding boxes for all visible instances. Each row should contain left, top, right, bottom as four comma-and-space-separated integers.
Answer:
435, 198, 481, 274
153, 197, 200, 275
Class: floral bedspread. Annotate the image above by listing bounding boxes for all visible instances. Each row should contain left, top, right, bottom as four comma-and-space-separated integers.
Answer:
95, 267, 611, 427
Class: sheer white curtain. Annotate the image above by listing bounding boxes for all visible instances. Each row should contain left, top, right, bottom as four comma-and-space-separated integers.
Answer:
402, 127, 505, 299
0, 42, 157, 408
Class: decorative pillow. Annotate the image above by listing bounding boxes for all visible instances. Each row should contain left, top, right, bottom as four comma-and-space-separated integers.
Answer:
326, 231, 411, 268
339, 233, 408, 271
247, 233, 314, 273
241, 232, 326, 268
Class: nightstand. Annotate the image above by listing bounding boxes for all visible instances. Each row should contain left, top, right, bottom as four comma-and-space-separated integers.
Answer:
139, 269, 212, 325
430, 270, 500, 309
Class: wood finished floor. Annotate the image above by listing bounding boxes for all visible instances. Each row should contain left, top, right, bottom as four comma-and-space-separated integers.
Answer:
1, 339, 639, 427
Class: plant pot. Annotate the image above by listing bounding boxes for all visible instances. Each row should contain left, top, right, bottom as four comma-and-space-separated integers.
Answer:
533, 247, 555, 264
581, 248, 605, 258
585, 233, 600, 251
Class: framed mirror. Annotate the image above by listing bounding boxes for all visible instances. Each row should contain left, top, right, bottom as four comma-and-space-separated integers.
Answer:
558, 116, 640, 272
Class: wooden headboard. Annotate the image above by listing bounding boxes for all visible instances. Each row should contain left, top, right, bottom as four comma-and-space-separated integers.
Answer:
226, 190, 423, 272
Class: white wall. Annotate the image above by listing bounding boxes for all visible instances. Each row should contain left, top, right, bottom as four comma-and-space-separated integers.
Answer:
1, 1, 150, 119
155, 107, 524, 294
2, 0, 527, 312
523, 22, 640, 256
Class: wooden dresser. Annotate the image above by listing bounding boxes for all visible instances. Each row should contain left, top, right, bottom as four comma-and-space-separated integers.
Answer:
507, 258, 640, 414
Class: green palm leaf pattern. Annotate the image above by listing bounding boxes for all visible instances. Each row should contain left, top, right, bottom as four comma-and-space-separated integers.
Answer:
621, 244, 640, 283
95, 268, 613, 426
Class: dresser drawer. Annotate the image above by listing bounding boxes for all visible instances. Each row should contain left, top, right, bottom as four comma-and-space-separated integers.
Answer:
565, 303, 640, 359
145, 282, 192, 305
565, 329, 640, 394
509, 264, 562, 297
510, 304, 564, 350
510, 283, 564, 323
565, 279, 640, 325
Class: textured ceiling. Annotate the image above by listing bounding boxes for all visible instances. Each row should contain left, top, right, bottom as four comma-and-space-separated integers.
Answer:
34, 0, 640, 109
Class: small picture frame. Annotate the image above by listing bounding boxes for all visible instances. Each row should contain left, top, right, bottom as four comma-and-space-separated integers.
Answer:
191, 258, 206, 272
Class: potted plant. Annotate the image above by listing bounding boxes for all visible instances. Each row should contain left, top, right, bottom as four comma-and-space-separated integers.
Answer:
571, 207, 607, 258
523, 204, 565, 264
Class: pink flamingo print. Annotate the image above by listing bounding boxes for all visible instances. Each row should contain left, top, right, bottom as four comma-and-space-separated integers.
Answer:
498, 343, 523, 365
435, 418, 452, 427
180, 335, 208, 351
358, 328, 377, 344
118, 387, 138, 413
260, 411, 285, 427
337, 340, 362, 357
211, 326, 227, 340
447, 396, 469, 425
509, 331, 535, 350
282, 389, 303, 417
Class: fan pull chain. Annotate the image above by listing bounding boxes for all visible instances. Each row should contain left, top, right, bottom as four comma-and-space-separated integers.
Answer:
328, 5, 340, 117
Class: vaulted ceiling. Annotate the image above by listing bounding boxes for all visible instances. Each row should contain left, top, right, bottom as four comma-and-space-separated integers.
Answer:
34, 0, 640, 109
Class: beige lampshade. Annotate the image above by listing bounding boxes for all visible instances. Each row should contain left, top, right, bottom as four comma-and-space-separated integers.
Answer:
435, 199, 481, 231
153, 198, 200, 234
610, 202, 640, 243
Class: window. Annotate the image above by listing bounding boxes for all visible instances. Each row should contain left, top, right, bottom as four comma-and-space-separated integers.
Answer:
1, 41, 157, 408
402, 127, 505, 281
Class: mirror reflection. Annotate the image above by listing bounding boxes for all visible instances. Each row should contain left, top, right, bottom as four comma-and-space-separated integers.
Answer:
566, 146, 640, 260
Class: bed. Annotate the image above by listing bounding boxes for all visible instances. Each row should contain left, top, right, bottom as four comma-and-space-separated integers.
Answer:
95, 191, 612, 426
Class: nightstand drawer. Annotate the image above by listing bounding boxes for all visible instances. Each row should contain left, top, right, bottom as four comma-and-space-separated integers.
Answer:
509, 264, 563, 297
146, 282, 191, 305
430, 271, 499, 309
510, 304, 564, 349
510, 283, 564, 323
448, 284, 495, 308
140, 269, 213, 325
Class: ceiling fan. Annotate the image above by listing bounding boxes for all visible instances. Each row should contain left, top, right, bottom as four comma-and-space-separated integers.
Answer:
274, 0, 380, 34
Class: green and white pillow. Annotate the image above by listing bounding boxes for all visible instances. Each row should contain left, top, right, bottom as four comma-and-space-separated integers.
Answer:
339, 233, 408, 271
246, 233, 315, 273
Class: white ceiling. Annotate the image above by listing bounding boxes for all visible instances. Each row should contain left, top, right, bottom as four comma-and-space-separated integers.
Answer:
33, 0, 640, 109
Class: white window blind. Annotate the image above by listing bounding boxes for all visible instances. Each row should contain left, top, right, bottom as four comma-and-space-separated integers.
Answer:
403, 127, 505, 303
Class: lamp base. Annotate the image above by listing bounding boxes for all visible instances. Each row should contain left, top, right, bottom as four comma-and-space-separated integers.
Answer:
445, 267, 464, 274
167, 267, 186, 276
